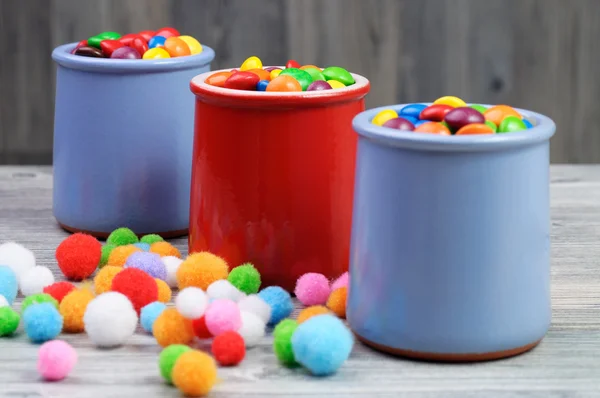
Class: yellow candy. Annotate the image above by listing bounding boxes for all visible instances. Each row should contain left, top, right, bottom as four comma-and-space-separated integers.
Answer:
270, 69, 282, 80
327, 80, 346, 89
178, 35, 202, 55
240, 56, 262, 71
143, 48, 171, 60
433, 96, 467, 108
372, 109, 399, 126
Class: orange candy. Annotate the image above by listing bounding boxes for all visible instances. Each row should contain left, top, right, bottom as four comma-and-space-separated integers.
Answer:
266, 75, 302, 92
247, 68, 271, 81
414, 122, 451, 135
163, 37, 191, 57
297, 305, 330, 324
326, 287, 347, 318
206, 71, 234, 87
483, 105, 522, 127
300, 65, 321, 71
455, 123, 495, 135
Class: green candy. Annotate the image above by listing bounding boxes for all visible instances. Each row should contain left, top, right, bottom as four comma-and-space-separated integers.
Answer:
485, 120, 498, 132
302, 67, 326, 82
280, 68, 313, 91
21, 293, 58, 314
440, 120, 456, 134
158, 344, 192, 384
107, 227, 138, 246
140, 234, 164, 245
87, 31, 122, 49
498, 115, 527, 133
0, 307, 20, 336
100, 244, 116, 268
228, 263, 261, 294
470, 104, 488, 114
322, 66, 355, 86
273, 319, 299, 367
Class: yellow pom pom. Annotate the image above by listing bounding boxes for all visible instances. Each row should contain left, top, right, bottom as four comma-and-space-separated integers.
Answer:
172, 350, 218, 397
107, 245, 141, 267
59, 289, 95, 333
297, 305, 330, 324
93, 266, 122, 295
176, 252, 229, 290
326, 287, 347, 318
149, 241, 181, 258
155, 278, 172, 303
153, 308, 195, 347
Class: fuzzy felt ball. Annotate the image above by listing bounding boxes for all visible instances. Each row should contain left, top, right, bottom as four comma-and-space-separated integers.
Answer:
176, 252, 229, 290
107, 245, 141, 267
237, 294, 271, 325
162, 256, 183, 288
297, 305, 330, 324
111, 268, 158, 314
238, 311, 266, 347
155, 278, 172, 303
37, 340, 77, 381
327, 287, 347, 318
84, 292, 138, 347
207, 279, 245, 302
158, 344, 192, 384
192, 315, 212, 339
149, 242, 181, 258
0, 265, 18, 305
258, 286, 293, 325
0, 295, 8, 308
22, 293, 59, 313
273, 318, 299, 367
294, 273, 331, 306
133, 242, 150, 251
153, 308, 195, 347
172, 350, 218, 396
125, 252, 167, 280
212, 331, 246, 366
106, 227, 138, 246
175, 287, 208, 319
20, 266, 55, 296
0, 307, 20, 336
140, 301, 167, 333
43, 282, 76, 304
331, 272, 349, 291
140, 234, 164, 245
99, 244, 116, 268
23, 303, 63, 343
227, 263, 261, 294
55, 233, 101, 281
59, 289, 95, 333
93, 266, 122, 295
204, 299, 242, 336
291, 314, 354, 376
0, 241, 36, 284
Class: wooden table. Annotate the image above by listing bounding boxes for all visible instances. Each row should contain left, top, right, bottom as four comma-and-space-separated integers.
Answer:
0, 165, 599, 398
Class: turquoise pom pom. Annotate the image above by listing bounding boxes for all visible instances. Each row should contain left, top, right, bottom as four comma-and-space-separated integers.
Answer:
140, 302, 167, 333
23, 303, 63, 343
258, 286, 293, 325
0, 265, 18, 305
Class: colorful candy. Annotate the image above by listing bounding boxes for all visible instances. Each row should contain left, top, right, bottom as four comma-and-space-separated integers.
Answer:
111, 47, 141, 59
383, 117, 415, 131
266, 75, 302, 92
444, 107, 486, 131
279, 68, 313, 91
148, 36, 167, 49
224, 72, 260, 90
143, 47, 171, 60
307, 81, 332, 91
322, 66, 355, 86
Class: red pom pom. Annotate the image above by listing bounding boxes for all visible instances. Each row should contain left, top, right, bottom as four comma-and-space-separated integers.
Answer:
55, 233, 102, 280
211, 331, 245, 366
111, 268, 158, 314
192, 315, 213, 339
43, 282, 76, 303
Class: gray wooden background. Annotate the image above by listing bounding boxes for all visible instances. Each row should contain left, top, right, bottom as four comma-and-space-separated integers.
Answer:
0, 0, 598, 164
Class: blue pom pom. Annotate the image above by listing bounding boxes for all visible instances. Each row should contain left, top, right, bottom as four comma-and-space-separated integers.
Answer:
133, 243, 151, 251
258, 286, 293, 325
23, 303, 63, 343
291, 314, 353, 376
0, 265, 18, 305
140, 301, 167, 333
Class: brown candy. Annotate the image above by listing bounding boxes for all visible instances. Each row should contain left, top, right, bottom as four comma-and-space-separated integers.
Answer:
74, 46, 105, 58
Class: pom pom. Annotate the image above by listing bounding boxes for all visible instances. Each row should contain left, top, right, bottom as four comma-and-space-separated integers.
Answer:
273, 319, 299, 367
99, 244, 116, 268
20, 266, 55, 296
238, 293, 274, 325
326, 287, 347, 318
291, 314, 354, 376
153, 308, 195, 347
0, 241, 36, 283
204, 299, 242, 336
212, 331, 246, 366
162, 256, 182, 288
59, 289, 95, 333
22, 293, 59, 313
294, 273, 331, 306
106, 227, 138, 246
331, 272, 349, 291
93, 266, 122, 295
84, 292, 138, 347
140, 234, 164, 245
207, 279, 245, 302
149, 242, 181, 258
297, 305, 330, 324
177, 252, 229, 290
175, 287, 208, 319
133, 242, 150, 251
238, 311, 266, 347
124, 252, 167, 280
192, 315, 212, 339
0, 307, 20, 336
43, 282, 76, 304
172, 350, 218, 396
111, 268, 158, 314
155, 278, 172, 303
55, 233, 101, 280
107, 245, 141, 267
23, 303, 63, 343
227, 263, 261, 294
158, 344, 192, 384
140, 301, 166, 333
0, 295, 8, 308
37, 340, 77, 381
258, 286, 293, 325
0, 265, 18, 305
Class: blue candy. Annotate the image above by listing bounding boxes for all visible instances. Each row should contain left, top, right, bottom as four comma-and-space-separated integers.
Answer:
23, 303, 63, 343
133, 242, 151, 251
140, 301, 167, 333
148, 36, 167, 49
399, 103, 427, 119
258, 286, 293, 325
291, 314, 353, 376
257, 80, 269, 91
401, 115, 419, 124
523, 119, 533, 129
0, 265, 18, 305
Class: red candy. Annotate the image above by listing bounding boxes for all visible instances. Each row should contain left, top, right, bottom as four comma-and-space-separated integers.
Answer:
71, 39, 88, 54
192, 316, 213, 339
118, 33, 138, 46
100, 39, 124, 57
419, 104, 453, 122
55, 233, 102, 281
211, 331, 246, 366
286, 59, 301, 69
43, 282, 77, 303
155, 27, 180, 39
137, 30, 155, 42
131, 36, 149, 58
111, 268, 158, 314
223, 71, 260, 90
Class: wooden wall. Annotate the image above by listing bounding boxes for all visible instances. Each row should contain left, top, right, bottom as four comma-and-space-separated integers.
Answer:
0, 0, 598, 164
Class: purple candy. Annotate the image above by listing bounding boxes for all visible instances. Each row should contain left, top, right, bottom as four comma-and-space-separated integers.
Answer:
124, 252, 166, 280
444, 107, 485, 131
111, 47, 141, 59
263, 66, 282, 72
382, 117, 415, 131
307, 81, 332, 91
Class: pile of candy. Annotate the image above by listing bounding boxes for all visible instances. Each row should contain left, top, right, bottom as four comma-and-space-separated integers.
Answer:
372, 96, 535, 135
205, 56, 356, 92
71, 27, 203, 60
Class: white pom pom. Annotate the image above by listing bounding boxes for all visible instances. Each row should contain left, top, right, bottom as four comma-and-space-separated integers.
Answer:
0, 295, 8, 308
207, 279, 246, 302
175, 287, 208, 319
162, 256, 183, 288
237, 294, 271, 324
83, 292, 138, 348
0, 242, 36, 284
20, 266, 55, 296
237, 311, 266, 347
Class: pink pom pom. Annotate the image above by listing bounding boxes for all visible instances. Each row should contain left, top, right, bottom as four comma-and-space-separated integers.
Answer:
294, 272, 331, 306
331, 272, 349, 291
37, 340, 78, 381
204, 299, 242, 336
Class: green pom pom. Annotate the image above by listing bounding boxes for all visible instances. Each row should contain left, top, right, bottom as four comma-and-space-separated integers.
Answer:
228, 263, 261, 294
99, 244, 116, 268
21, 293, 58, 314
0, 307, 20, 336
158, 344, 192, 384
107, 227, 138, 246
273, 319, 299, 367
140, 234, 164, 245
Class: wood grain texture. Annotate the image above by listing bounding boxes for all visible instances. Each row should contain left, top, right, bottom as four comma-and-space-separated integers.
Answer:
0, 165, 599, 397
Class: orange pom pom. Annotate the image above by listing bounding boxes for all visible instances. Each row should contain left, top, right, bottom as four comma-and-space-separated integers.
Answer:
153, 308, 195, 347
297, 305, 330, 324
59, 288, 95, 333
172, 350, 218, 396
149, 241, 181, 258
107, 245, 141, 267
93, 266, 122, 295
176, 252, 229, 290
326, 287, 347, 318
155, 278, 172, 303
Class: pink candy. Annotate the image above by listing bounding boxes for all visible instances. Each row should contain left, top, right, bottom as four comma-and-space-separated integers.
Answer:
204, 299, 242, 336
294, 272, 331, 306
37, 340, 78, 381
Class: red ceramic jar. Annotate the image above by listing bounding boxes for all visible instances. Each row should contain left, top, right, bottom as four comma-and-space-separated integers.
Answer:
189, 69, 370, 291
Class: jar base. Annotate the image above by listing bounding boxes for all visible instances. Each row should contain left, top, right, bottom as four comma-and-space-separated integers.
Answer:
355, 332, 541, 362
58, 221, 188, 240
